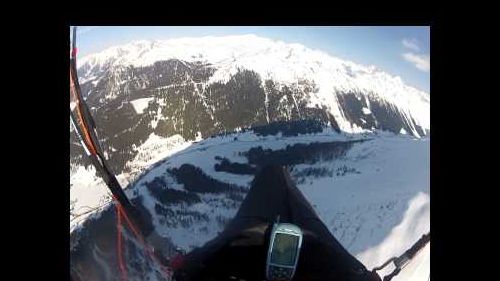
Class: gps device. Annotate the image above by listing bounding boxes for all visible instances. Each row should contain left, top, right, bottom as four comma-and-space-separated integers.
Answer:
266, 222, 303, 281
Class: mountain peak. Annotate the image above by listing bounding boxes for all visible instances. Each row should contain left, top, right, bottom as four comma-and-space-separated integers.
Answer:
77, 35, 429, 136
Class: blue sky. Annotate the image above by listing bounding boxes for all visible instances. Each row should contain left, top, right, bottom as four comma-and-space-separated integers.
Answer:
73, 26, 430, 92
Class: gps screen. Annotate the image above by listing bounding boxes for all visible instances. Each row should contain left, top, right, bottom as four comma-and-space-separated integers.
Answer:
270, 233, 299, 266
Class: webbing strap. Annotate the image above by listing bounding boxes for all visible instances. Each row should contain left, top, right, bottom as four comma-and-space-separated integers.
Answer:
69, 26, 148, 237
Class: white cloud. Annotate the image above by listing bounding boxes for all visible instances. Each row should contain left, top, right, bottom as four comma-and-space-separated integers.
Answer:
402, 52, 430, 72
402, 38, 420, 52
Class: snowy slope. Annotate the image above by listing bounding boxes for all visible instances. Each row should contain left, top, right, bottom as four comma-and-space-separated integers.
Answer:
71, 128, 429, 281
70, 166, 130, 232
70, 133, 194, 230
357, 192, 430, 281
130, 97, 154, 114
77, 35, 429, 135
132, 132, 429, 252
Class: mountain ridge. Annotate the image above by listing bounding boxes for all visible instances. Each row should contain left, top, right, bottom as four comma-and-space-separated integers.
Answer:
76, 34, 429, 135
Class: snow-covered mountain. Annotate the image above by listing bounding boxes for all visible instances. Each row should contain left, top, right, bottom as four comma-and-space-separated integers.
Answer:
77, 35, 429, 136
71, 35, 429, 177
70, 35, 430, 281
